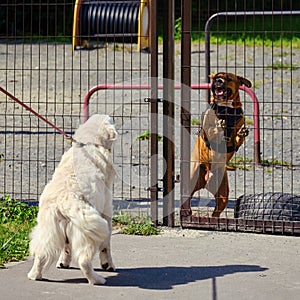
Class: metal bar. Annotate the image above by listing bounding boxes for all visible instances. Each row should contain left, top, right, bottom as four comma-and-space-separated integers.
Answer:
150, 0, 159, 225
81, 33, 139, 37
205, 11, 300, 81
181, 216, 300, 235
162, 0, 175, 227
180, 0, 191, 210
204, 10, 300, 163
83, 82, 261, 221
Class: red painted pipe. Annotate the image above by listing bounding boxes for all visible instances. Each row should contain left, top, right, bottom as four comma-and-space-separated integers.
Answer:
83, 82, 261, 164
83, 83, 210, 122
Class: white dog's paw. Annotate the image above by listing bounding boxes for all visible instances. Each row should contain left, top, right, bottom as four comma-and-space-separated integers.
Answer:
56, 262, 70, 269
100, 248, 115, 272
101, 262, 116, 272
56, 245, 72, 268
88, 274, 106, 285
27, 270, 42, 281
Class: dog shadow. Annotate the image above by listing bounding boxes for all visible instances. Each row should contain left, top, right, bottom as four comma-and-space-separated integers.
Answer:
102, 265, 267, 290
44, 264, 267, 289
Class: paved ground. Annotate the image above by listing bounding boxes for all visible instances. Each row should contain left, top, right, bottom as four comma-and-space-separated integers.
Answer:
1, 229, 299, 300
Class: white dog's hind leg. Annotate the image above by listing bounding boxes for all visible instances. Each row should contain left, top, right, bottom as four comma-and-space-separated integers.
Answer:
70, 205, 109, 284
56, 240, 72, 269
100, 246, 115, 272
27, 255, 46, 281
28, 220, 59, 281
99, 216, 115, 271
78, 252, 106, 285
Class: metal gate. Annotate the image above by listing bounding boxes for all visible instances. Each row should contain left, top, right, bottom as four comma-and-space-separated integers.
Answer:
177, 2, 300, 234
1, 1, 300, 235
146, 1, 300, 234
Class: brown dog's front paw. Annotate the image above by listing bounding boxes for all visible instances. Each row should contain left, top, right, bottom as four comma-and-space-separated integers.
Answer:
238, 125, 249, 138
217, 119, 226, 130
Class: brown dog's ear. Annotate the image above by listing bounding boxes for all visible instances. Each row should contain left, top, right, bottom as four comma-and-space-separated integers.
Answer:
238, 76, 252, 88
209, 73, 216, 80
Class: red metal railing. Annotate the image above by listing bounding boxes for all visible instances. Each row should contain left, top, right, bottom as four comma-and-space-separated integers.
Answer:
83, 83, 261, 164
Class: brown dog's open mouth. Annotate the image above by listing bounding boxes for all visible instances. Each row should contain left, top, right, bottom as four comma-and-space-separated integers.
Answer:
214, 87, 233, 99
212, 76, 233, 99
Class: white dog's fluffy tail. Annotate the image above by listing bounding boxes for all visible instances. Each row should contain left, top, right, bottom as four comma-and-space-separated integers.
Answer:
67, 201, 109, 262
29, 207, 67, 270
29, 198, 109, 271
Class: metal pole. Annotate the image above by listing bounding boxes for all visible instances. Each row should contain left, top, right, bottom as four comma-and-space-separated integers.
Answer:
163, 0, 175, 227
205, 11, 300, 84
180, 0, 191, 214
150, 0, 159, 225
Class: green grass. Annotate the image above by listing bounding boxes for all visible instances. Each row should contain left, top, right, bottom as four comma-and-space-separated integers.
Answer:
172, 16, 300, 49
14, 14, 300, 50
228, 156, 293, 171
112, 213, 161, 236
0, 196, 160, 267
191, 118, 200, 126
0, 195, 38, 268
246, 118, 254, 126
228, 156, 253, 171
136, 130, 162, 141
204, 35, 300, 48
261, 158, 293, 169
266, 61, 300, 70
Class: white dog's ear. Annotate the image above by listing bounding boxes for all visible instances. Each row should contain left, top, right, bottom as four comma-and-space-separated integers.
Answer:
108, 127, 117, 141
104, 127, 117, 149
97, 116, 117, 149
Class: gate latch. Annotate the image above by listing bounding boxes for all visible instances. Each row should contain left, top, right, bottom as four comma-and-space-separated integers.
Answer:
144, 97, 164, 103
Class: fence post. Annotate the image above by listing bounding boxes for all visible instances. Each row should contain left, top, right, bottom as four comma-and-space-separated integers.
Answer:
180, 0, 191, 217
162, 0, 175, 227
150, 0, 159, 225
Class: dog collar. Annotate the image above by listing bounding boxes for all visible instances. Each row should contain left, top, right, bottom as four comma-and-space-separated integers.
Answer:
203, 104, 244, 153
73, 141, 111, 152
209, 103, 244, 116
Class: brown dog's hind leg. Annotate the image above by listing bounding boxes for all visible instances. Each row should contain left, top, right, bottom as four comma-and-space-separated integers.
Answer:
212, 195, 228, 218
211, 171, 229, 217
181, 163, 208, 216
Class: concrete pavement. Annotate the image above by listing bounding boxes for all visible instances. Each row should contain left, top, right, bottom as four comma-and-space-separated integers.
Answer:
0, 229, 299, 300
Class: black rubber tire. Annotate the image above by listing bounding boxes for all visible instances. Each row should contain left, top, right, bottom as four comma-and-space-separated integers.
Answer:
234, 192, 300, 221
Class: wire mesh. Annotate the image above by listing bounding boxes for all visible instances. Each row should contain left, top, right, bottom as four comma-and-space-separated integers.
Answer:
0, 1, 151, 217
181, 0, 300, 234
1, 1, 300, 233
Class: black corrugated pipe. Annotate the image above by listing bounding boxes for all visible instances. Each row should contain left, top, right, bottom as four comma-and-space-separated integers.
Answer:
80, 0, 140, 38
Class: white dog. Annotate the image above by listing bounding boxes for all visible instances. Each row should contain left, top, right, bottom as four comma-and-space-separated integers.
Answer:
27, 114, 117, 285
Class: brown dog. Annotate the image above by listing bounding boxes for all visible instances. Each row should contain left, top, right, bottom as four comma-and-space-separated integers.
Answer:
181, 72, 252, 217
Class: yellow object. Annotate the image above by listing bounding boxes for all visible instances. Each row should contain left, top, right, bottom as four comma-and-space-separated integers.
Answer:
72, 0, 149, 52
72, 0, 82, 52
138, 0, 149, 51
